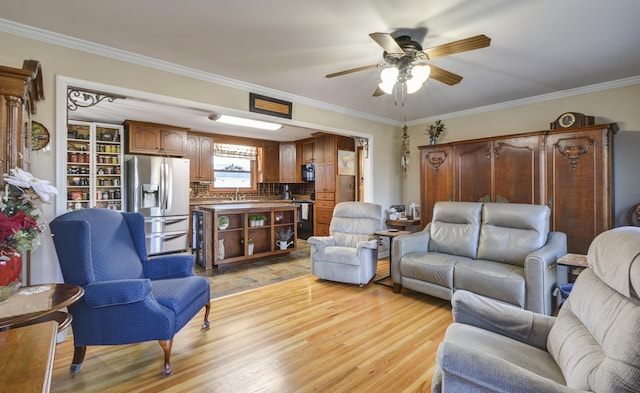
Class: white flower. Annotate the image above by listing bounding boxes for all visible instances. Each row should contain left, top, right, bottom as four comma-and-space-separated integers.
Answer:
4, 168, 58, 202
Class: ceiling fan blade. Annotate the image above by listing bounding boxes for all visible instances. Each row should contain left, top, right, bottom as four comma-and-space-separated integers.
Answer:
372, 86, 385, 97
429, 65, 463, 85
325, 63, 380, 78
369, 32, 405, 54
423, 34, 491, 59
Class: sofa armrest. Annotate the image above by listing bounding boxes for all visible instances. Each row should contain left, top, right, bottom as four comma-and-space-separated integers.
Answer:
524, 231, 568, 314
357, 239, 378, 250
393, 225, 431, 259
437, 339, 580, 393
83, 279, 152, 308
451, 290, 555, 350
307, 236, 335, 249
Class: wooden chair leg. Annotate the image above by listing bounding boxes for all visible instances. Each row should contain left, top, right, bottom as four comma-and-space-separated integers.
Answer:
202, 302, 211, 329
70, 346, 87, 374
159, 339, 173, 376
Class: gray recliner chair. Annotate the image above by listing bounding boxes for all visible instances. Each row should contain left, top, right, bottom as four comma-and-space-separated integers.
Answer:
432, 226, 640, 393
308, 202, 383, 287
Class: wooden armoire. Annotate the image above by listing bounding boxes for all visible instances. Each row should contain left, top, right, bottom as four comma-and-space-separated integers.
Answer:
419, 124, 617, 254
0, 59, 44, 175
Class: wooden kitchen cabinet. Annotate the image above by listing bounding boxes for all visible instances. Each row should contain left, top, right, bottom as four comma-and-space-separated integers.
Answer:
299, 138, 315, 163
312, 134, 356, 236
260, 142, 280, 183
419, 124, 616, 254
186, 133, 214, 182
124, 120, 188, 156
279, 142, 297, 183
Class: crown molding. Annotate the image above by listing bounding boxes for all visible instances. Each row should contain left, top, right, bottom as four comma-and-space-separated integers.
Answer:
0, 18, 397, 127
2, 18, 638, 130
408, 75, 640, 126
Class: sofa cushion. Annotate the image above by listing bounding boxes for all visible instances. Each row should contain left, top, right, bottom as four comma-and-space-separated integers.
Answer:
401, 252, 473, 289
547, 268, 640, 392
454, 259, 526, 308
429, 202, 482, 259
477, 203, 550, 266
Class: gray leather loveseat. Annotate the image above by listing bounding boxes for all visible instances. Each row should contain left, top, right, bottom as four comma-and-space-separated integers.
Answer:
391, 202, 567, 315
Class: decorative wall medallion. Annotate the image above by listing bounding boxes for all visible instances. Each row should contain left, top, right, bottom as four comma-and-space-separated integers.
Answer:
426, 151, 448, 172
554, 137, 593, 170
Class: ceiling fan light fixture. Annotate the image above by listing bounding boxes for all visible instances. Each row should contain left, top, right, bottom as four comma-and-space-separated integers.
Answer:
208, 113, 282, 131
405, 65, 431, 94
379, 67, 399, 94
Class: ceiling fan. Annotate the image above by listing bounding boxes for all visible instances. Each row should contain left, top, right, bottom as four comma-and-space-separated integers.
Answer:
325, 32, 491, 96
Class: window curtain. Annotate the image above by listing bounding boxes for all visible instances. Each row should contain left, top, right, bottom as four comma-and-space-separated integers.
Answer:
213, 143, 257, 159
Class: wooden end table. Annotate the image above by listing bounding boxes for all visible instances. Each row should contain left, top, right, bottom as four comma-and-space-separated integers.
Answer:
374, 229, 410, 287
0, 320, 58, 392
557, 253, 588, 283
0, 283, 84, 331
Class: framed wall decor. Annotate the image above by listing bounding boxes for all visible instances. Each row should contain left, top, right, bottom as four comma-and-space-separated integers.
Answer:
249, 93, 292, 119
337, 150, 356, 175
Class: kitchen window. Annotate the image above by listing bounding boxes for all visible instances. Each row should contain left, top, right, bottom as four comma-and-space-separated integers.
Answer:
213, 143, 257, 189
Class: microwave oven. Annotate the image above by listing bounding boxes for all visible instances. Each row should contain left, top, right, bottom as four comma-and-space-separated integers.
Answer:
301, 164, 315, 182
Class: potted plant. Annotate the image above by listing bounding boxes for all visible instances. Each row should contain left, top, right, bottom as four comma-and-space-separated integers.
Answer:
248, 215, 257, 227
426, 119, 446, 145
259, 215, 267, 226
242, 238, 255, 255
275, 227, 294, 250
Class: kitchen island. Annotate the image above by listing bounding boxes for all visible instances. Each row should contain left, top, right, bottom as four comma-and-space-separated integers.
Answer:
192, 202, 297, 269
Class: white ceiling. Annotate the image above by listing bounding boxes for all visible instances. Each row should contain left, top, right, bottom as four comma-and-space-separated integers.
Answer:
2, 0, 640, 141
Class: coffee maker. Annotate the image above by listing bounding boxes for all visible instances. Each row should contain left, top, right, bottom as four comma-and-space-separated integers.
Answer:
282, 184, 291, 200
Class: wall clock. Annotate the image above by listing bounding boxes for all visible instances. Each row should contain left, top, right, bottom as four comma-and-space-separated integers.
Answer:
550, 112, 595, 130
31, 121, 50, 150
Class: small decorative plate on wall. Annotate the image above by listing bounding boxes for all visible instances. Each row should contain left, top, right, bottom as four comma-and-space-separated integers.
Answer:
31, 121, 50, 150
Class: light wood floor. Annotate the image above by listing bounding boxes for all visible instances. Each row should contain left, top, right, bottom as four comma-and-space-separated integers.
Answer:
50, 260, 452, 393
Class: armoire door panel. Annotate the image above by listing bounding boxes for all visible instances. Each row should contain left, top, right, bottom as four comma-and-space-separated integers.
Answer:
546, 131, 606, 254
420, 146, 453, 224
454, 141, 492, 202
493, 136, 541, 204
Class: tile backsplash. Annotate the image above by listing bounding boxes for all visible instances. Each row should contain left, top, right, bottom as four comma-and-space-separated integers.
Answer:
190, 182, 314, 199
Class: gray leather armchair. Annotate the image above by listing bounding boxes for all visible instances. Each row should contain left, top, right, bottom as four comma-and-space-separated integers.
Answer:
308, 202, 383, 287
433, 226, 640, 392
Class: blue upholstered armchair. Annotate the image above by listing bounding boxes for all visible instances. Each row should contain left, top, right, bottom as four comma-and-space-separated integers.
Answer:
50, 209, 210, 376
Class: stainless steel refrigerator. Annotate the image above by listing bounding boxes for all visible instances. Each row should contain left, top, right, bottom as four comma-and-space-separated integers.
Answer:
126, 155, 190, 255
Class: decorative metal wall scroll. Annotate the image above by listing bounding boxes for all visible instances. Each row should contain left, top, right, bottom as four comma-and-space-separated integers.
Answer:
67, 87, 126, 111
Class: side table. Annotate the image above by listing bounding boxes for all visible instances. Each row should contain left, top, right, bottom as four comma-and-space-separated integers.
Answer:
0, 283, 84, 331
0, 320, 58, 392
386, 219, 421, 233
374, 229, 410, 287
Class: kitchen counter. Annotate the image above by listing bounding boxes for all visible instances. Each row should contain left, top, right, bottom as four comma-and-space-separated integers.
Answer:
192, 203, 298, 269
195, 202, 295, 211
